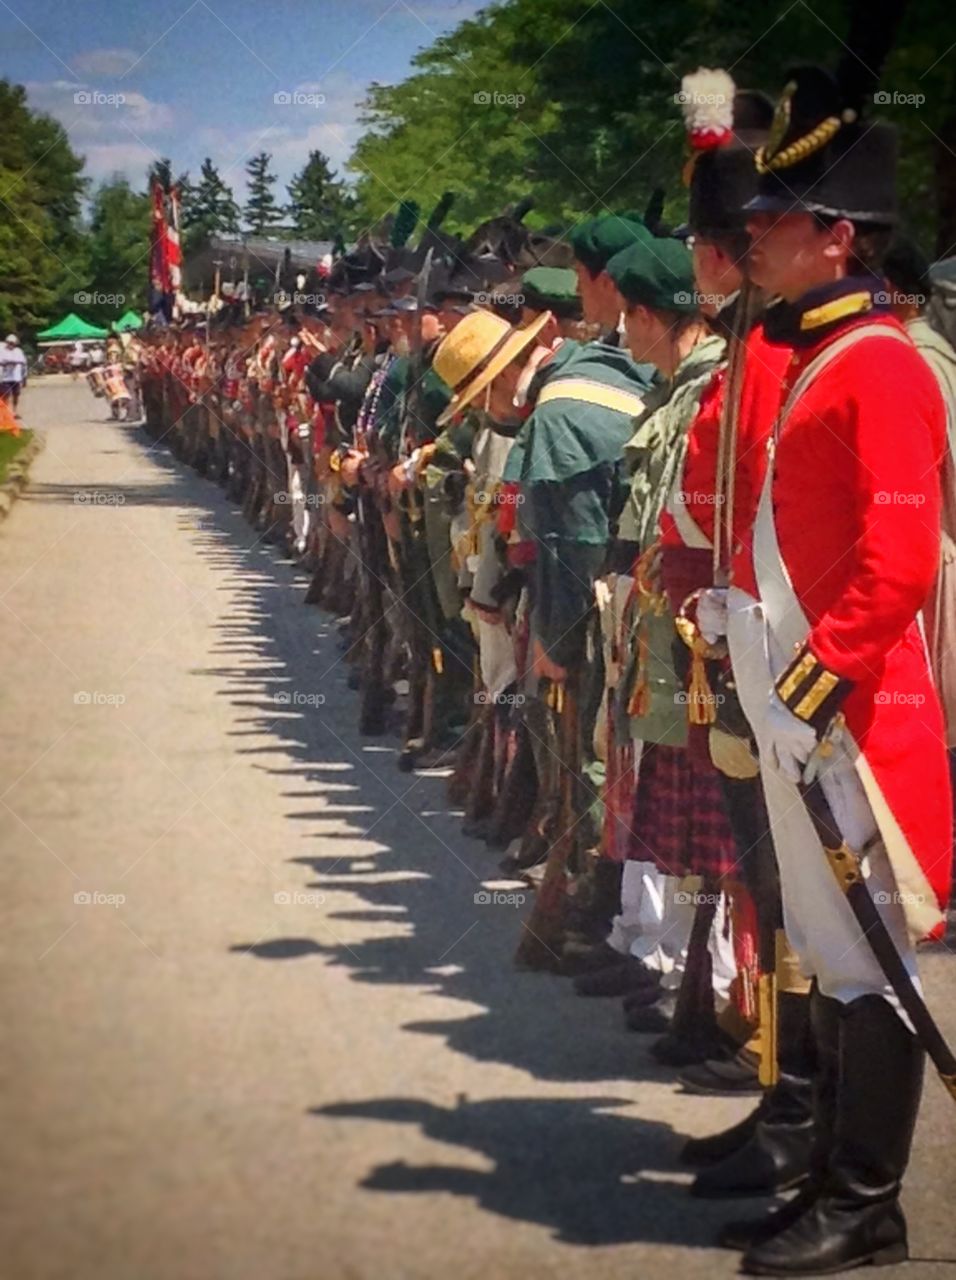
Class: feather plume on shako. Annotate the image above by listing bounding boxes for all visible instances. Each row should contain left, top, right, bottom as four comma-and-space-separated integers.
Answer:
680, 68, 736, 151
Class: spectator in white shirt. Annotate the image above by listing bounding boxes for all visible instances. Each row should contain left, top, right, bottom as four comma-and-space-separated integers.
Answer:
0, 334, 27, 413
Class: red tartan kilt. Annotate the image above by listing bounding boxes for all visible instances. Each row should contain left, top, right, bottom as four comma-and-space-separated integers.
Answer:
628, 742, 739, 879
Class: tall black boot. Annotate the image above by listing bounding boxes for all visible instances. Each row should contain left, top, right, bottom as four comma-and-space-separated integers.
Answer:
718, 982, 840, 1250
740, 993, 924, 1275
690, 991, 814, 1196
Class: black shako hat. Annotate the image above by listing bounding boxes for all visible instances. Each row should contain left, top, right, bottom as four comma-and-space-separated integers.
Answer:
745, 0, 907, 225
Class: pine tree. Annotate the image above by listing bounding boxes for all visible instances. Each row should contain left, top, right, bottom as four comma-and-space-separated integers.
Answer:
286, 150, 354, 240
243, 152, 283, 235
181, 158, 240, 252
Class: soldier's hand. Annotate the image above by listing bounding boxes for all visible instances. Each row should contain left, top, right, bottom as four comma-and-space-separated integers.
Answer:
340, 450, 365, 488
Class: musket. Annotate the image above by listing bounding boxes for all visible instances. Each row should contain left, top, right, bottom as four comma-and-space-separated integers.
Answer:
711, 279, 783, 1086
801, 773, 956, 1100
515, 679, 579, 970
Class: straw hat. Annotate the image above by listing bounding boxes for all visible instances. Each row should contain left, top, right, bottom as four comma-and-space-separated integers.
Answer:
434, 309, 552, 427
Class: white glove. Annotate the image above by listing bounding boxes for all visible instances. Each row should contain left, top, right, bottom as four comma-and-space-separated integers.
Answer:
697, 587, 729, 644
765, 692, 818, 783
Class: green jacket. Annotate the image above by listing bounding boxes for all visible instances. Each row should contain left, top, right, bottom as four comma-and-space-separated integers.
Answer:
505, 340, 653, 667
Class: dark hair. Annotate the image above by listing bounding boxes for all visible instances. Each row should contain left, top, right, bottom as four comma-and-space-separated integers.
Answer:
813, 213, 893, 276
883, 235, 930, 303
695, 228, 751, 266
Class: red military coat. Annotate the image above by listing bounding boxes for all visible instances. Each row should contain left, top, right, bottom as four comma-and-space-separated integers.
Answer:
759, 307, 952, 928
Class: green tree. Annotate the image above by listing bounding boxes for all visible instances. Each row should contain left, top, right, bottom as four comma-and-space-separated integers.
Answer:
286, 150, 354, 240
83, 177, 152, 324
243, 151, 283, 234
348, 0, 955, 253
181, 157, 241, 252
0, 80, 87, 337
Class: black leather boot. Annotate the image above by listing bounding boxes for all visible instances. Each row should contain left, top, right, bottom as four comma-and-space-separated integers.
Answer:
689, 992, 814, 1195
740, 993, 924, 1275
718, 984, 839, 1250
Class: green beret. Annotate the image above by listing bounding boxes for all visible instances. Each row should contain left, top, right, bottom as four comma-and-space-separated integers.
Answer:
520, 266, 581, 318
606, 236, 697, 314
568, 211, 650, 273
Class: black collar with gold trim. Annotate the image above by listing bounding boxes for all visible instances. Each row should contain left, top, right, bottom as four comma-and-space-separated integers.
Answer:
763, 276, 890, 348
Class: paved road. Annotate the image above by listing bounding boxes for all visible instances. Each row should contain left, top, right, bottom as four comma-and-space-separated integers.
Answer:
1, 379, 954, 1280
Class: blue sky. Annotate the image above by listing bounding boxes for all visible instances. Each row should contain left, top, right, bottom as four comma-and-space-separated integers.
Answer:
3, 0, 486, 201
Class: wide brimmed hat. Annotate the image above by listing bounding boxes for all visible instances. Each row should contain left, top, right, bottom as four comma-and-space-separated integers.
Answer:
433, 309, 551, 427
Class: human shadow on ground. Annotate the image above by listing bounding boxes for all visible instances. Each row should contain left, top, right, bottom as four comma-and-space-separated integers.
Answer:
137, 426, 759, 1253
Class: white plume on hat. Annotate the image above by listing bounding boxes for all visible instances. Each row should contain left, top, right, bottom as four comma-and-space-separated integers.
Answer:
680, 68, 736, 150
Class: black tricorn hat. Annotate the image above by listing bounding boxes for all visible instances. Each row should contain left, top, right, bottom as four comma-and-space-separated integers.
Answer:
688, 89, 774, 238
746, 0, 907, 225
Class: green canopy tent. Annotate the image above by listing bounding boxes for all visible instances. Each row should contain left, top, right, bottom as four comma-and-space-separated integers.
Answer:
35, 312, 109, 344
112, 310, 143, 333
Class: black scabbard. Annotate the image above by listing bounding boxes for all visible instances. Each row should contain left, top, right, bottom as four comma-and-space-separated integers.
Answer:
801, 778, 956, 1099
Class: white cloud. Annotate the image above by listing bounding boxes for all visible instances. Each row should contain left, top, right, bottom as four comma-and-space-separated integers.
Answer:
80, 142, 158, 185
71, 48, 141, 77
24, 80, 174, 149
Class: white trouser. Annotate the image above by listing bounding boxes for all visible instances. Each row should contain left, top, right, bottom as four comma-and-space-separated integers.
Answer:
607, 859, 737, 1004
727, 587, 920, 1025
289, 462, 310, 549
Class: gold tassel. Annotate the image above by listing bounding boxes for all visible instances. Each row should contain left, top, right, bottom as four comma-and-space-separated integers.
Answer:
687, 638, 717, 725
627, 624, 650, 717
432, 647, 444, 675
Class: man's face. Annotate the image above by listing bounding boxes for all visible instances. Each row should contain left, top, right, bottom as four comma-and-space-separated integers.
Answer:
746, 211, 847, 300
574, 262, 618, 327
421, 311, 444, 344
692, 238, 743, 316
485, 358, 525, 425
